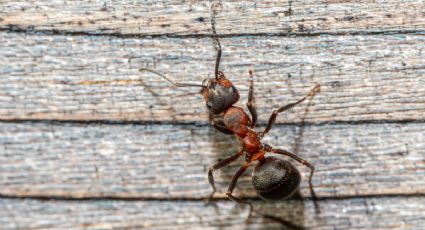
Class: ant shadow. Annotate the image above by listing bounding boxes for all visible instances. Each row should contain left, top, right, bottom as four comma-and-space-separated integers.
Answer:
208, 130, 307, 230
206, 90, 320, 230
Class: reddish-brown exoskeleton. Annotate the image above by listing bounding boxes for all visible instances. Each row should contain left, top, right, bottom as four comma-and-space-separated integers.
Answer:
140, 4, 320, 218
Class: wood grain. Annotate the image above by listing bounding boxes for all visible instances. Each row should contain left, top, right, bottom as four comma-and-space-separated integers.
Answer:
1, 1, 425, 228
1, 122, 424, 199
1, 0, 424, 36
1, 197, 424, 230
1, 32, 424, 123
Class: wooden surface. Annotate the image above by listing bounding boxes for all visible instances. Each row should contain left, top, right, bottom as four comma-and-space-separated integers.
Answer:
0, 32, 425, 123
1, 0, 425, 229
1, 0, 424, 35
2, 197, 425, 230
1, 122, 424, 199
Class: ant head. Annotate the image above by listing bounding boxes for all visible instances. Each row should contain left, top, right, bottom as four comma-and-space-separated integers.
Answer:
252, 156, 301, 201
200, 71, 240, 114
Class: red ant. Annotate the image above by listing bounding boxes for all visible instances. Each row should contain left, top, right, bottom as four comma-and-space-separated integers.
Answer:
140, 4, 320, 218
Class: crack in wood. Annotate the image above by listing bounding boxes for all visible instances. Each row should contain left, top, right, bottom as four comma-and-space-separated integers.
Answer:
1, 193, 424, 202
1, 26, 424, 39
1, 118, 425, 126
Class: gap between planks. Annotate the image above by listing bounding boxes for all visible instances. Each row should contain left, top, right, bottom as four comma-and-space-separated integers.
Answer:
2, 118, 425, 127
1, 26, 425, 39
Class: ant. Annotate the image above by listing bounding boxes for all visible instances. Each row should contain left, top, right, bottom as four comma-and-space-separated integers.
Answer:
140, 4, 320, 218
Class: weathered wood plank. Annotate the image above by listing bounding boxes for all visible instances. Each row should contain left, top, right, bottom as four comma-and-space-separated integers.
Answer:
1, 1, 424, 35
1, 197, 424, 230
1, 122, 424, 199
1, 32, 424, 123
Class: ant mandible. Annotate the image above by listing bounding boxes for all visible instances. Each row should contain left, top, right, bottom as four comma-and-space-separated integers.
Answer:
140, 4, 320, 217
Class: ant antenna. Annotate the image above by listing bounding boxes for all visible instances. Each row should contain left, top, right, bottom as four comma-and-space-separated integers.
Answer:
139, 68, 206, 89
210, 3, 222, 80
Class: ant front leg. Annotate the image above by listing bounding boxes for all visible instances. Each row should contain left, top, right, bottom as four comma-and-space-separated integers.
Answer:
246, 70, 257, 128
209, 111, 234, 135
260, 84, 320, 138
207, 149, 244, 202
226, 163, 254, 219
266, 146, 317, 201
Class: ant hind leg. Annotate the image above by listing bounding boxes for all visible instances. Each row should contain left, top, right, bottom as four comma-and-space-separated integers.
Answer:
268, 147, 319, 211
269, 148, 317, 200
226, 163, 254, 221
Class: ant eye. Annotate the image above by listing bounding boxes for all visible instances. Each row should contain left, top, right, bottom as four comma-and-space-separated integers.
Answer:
206, 101, 213, 109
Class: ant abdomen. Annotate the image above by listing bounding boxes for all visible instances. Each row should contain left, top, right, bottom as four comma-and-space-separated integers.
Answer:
252, 156, 301, 201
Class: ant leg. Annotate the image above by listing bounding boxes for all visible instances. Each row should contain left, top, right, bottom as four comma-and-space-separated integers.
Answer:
268, 147, 317, 201
207, 149, 244, 202
260, 84, 320, 138
246, 70, 257, 128
209, 111, 233, 135
226, 163, 254, 218
210, 3, 222, 80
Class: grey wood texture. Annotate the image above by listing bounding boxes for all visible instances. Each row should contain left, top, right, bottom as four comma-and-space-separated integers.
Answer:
1, 0, 425, 229
1, 0, 424, 35
1, 31, 424, 123
1, 197, 424, 230
1, 122, 424, 199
